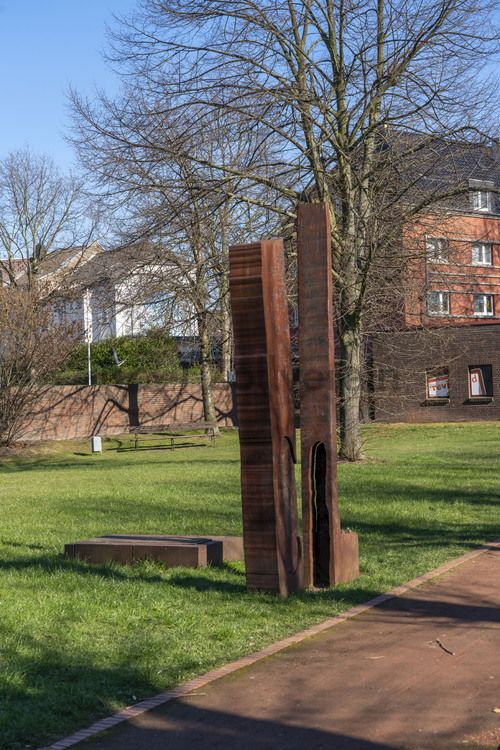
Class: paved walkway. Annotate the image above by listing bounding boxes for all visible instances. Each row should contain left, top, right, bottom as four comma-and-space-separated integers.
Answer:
49, 544, 500, 750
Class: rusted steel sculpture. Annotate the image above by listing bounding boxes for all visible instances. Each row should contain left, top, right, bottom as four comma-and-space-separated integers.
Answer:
229, 239, 301, 596
229, 206, 359, 594
297, 203, 359, 587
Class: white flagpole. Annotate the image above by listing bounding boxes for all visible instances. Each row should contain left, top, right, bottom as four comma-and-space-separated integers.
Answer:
84, 288, 93, 386
87, 338, 92, 386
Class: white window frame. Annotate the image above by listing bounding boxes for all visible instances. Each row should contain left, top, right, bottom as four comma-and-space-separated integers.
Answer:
473, 293, 494, 317
426, 369, 450, 399
468, 365, 493, 398
426, 237, 449, 264
472, 190, 492, 213
427, 290, 450, 316
471, 242, 492, 266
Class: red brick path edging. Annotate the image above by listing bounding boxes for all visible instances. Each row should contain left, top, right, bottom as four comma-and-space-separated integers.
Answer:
38, 539, 500, 750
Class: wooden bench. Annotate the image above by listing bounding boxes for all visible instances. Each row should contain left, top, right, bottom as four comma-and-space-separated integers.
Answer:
130, 422, 217, 450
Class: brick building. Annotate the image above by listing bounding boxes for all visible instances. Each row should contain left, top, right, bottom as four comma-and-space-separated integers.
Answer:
405, 190, 500, 328
370, 140, 500, 421
372, 324, 500, 422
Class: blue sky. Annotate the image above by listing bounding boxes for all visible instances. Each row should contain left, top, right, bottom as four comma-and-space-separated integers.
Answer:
0, 0, 138, 171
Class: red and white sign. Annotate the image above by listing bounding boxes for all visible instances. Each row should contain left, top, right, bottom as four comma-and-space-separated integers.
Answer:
427, 373, 449, 398
470, 368, 486, 397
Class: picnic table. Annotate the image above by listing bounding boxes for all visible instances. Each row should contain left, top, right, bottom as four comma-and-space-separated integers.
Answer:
130, 421, 217, 450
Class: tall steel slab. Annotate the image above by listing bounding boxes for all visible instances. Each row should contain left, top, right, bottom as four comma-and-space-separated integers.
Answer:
297, 203, 359, 588
229, 239, 301, 596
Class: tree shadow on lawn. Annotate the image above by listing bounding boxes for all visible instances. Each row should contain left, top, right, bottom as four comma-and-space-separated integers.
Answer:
114, 443, 216, 453
0, 455, 240, 474
0, 538, 49, 551
0, 553, 248, 592
0, 550, 386, 615
0, 549, 385, 603
350, 519, 499, 548
0, 551, 388, 611
0, 625, 175, 750
42, 509, 497, 595
340, 477, 500, 508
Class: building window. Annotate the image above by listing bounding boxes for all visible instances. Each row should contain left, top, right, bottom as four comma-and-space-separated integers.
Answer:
473, 293, 494, 317
426, 237, 449, 263
426, 368, 449, 399
469, 365, 493, 398
472, 190, 492, 212
471, 242, 492, 266
427, 291, 450, 315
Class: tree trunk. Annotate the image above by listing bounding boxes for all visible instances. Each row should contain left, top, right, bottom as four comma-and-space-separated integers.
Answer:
220, 292, 232, 382
339, 325, 364, 461
198, 313, 219, 434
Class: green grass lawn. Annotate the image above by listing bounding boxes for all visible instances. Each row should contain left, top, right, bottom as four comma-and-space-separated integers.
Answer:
0, 422, 499, 749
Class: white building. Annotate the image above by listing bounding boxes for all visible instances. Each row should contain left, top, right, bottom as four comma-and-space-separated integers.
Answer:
13, 242, 197, 343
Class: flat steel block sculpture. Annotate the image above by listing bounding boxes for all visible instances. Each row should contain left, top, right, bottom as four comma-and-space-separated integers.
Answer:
229, 239, 301, 596
64, 535, 224, 567
297, 203, 360, 588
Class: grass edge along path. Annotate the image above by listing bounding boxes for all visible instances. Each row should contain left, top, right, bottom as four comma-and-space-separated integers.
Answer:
38, 538, 500, 750
0, 422, 498, 748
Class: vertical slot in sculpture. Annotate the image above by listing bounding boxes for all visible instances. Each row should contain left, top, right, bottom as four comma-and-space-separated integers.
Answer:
229, 239, 301, 596
298, 203, 360, 587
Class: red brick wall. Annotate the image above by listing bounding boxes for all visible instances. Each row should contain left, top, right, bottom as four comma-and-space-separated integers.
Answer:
372, 323, 500, 422
19, 384, 236, 442
405, 213, 500, 328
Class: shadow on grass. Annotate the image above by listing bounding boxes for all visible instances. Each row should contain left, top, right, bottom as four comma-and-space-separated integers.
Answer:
0, 538, 49, 551
348, 519, 500, 550
0, 549, 389, 606
0, 455, 240, 473
0, 554, 163, 583
0, 626, 164, 750
0, 553, 249, 592
115, 443, 213, 453
339, 477, 500, 509
0, 549, 377, 602
161, 572, 246, 594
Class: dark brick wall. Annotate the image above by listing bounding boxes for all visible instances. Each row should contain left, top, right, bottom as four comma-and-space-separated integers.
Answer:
19, 384, 235, 442
372, 323, 500, 422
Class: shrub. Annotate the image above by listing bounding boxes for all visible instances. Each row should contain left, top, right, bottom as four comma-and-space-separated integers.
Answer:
52, 330, 185, 384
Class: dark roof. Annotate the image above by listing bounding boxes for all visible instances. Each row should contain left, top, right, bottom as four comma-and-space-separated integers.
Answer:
67, 242, 180, 295
37, 245, 93, 277
8, 240, 179, 297
12, 242, 104, 287
375, 131, 500, 213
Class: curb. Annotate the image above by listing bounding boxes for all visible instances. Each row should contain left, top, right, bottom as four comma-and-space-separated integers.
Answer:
39, 539, 500, 750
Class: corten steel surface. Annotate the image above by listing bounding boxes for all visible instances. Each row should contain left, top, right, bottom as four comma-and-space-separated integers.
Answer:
297, 203, 359, 588
229, 239, 301, 596
64, 535, 227, 567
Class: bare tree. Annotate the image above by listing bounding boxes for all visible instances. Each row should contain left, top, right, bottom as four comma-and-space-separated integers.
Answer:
99, 0, 500, 459
0, 147, 98, 289
0, 288, 80, 446
70, 90, 276, 424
